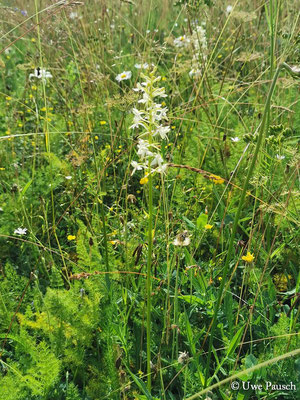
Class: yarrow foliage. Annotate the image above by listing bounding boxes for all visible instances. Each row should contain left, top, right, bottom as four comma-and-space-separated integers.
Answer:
130, 68, 169, 179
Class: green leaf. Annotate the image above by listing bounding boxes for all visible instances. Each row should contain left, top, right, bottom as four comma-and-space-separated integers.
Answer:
124, 365, 152, 400
196, 213, 208, 229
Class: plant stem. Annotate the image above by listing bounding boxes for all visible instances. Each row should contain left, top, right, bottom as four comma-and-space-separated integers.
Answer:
204, 63, 288, 387
146, 171, 153, 391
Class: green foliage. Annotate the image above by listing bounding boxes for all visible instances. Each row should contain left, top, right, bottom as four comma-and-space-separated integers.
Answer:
0, 1, 299, 399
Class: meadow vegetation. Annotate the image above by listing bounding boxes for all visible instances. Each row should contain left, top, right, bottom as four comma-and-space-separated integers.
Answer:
0, 0, 299, 399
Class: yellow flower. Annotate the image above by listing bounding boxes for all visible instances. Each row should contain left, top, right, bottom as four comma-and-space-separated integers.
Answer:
100, 120, 107, 125
209, 174, 224, 184
109, 240, 116, 245
140, 176, 149, 185
95, 135, 99, 140
41, 107, 46, 112
6, 96, 12, 101
242, 252, 254, 263
31, 38, 36, 42
67, 235, 76, 241
204, 224, 213, 230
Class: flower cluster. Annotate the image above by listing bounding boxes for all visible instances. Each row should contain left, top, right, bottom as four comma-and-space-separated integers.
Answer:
130, 68, 169, 180
189, 24, 208, 78
173, 24, 208, 79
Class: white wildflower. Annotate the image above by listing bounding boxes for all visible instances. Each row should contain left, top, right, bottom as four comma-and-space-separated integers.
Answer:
14, 227, 27, 235
135, 63, 149, 69
131, 161, 143, 175
178, 351, 189, 364
115, 71, 132, 82
276, 154, 285, 160
137, 139, 153, 160
189, 68, 201, 78
130, 67, 170, 178
231, 137, 239, 142
189, 24, 208, 78
226, 5, 233, 14
173, 231, 190, 247
65, 176, 72, 180
29, 68, 52, 82
69, 11, 78, 19
174, 35, 190, 48
130, 108, 147, 129
154, 125, 170, 140
150, 153, 164, 167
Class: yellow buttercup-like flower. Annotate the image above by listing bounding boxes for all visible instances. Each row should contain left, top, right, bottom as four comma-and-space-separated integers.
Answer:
67, 235, 76, 241
242, 252, 254, 263
204, 224, 213, 230
140, 176, 149, 185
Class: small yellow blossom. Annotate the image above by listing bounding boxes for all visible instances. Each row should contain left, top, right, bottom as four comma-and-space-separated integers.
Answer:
140, 176, 149, 185
41, 107, 46, 112
209, 174, 224, 184
242, 252, 254, 263
138, 370, 143, 377
95, 135, 99, 140
162, 77, 166, 81
0, 167, 5, 171
204, 224, 213, 230
218, 276, 222, 281
100, 120, 107, 125
31, 38, 36, 42
6, 96, 12, 101
67, 235, 76, 241
109, 240, 116, 245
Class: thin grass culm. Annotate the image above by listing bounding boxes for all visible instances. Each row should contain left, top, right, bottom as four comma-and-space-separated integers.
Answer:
130, 67, 170, 391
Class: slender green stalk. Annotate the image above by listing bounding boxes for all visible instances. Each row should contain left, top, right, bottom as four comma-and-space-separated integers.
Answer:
99, 197, 111, 292
146, 171, 153, 391
204, 62, 298, 387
